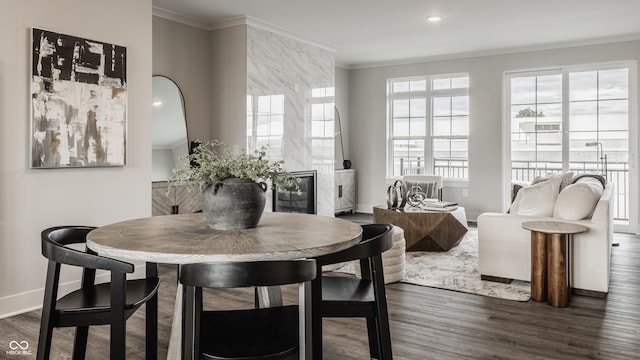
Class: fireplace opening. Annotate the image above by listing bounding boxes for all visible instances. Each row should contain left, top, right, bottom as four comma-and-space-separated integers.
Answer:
272, 170, 317, 214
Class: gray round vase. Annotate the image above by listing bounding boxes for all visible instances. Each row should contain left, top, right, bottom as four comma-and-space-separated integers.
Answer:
201, 178, 268, 230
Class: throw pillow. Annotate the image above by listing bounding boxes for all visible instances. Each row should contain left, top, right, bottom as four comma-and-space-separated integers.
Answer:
553, 178, 604, 220
570, 173, 606, 187
532, 172, 574, 191
509, 176, 563, 216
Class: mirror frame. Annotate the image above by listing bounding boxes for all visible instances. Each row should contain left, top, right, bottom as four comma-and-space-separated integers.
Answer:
152, 75, 190, 181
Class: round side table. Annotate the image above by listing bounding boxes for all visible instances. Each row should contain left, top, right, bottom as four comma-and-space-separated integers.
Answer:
521, 221, 587, 308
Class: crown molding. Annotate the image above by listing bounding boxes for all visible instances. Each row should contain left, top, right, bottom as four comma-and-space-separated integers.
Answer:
152, 7, 210, 30
347, 33, 640, 70
210, 15, 336, 53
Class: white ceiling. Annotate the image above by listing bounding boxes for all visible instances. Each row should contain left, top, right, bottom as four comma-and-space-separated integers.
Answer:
152, 0, 640, 68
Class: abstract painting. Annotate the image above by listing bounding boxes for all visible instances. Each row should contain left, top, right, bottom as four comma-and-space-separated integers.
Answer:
31, 28, 127, 168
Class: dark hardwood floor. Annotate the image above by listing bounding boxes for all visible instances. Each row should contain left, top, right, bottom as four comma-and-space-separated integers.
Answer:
2, 214, 639, 359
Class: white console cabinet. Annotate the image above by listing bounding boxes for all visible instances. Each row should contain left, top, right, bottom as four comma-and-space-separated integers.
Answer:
335, 169, 356, 214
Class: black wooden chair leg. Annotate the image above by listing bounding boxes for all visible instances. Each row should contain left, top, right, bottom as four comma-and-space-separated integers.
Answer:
311, 272, 323, 359
72, 326, 89, 360
366, 317, 380, 359
146, 294, 158, 359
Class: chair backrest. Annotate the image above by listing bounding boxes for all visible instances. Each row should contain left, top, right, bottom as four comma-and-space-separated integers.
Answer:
403, 174, 443, 200
314, 223, 394, 266
179, 259, 317, 288
41, 226, 134, 273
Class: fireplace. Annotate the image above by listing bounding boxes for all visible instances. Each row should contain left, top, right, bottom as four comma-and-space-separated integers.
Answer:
272, 170, 317, 214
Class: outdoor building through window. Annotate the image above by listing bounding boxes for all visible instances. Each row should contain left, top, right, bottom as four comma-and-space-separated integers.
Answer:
388, 74, 469, 179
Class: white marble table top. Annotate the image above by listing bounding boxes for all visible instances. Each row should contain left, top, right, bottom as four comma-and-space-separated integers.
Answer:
86, 212, 363, 264
521, 220, 588, 235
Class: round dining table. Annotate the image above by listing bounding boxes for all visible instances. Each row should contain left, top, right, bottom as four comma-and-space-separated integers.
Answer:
86, 211, 363, 360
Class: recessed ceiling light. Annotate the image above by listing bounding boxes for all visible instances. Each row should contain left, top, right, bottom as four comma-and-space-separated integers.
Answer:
426, 16, 442, 23
152, 101, 163, 107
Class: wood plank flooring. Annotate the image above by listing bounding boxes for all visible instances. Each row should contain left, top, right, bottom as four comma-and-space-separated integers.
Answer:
1, 218, 639, 359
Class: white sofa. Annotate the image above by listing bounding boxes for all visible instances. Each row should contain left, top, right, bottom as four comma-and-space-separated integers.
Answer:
477, 182, 614, 297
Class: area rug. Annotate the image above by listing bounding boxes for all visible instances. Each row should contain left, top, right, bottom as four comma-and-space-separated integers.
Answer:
334, 229, 531, 301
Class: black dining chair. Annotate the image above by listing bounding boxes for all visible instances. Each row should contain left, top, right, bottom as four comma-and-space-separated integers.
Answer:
179, 259, 317, 360
311, 223, 394, 360
37, 226, 160, 360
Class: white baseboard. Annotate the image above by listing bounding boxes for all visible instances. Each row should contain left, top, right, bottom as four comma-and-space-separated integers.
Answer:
0, 264, 147, 320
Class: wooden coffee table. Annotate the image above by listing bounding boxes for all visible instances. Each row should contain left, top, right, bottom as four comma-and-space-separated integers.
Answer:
522, 221, 587, 308
373, 205, 468, 251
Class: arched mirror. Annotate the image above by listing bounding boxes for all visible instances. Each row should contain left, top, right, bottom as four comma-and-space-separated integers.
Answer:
152, 75, 189, 181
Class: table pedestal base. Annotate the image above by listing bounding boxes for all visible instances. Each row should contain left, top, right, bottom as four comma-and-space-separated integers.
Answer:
530, 231, 571, 308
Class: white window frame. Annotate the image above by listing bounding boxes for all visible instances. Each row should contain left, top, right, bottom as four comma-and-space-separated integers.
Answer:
387, 73, 469, 180
503, 61, 637, 233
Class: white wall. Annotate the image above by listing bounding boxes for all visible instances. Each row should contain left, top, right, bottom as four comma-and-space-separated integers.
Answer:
210, 25, 248, 147
153, 16, 211, 143
0, 0, 152, 318
349, 40, 640, 221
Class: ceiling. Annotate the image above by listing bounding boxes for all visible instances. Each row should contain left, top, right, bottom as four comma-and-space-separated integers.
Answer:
152, 0, 640, 68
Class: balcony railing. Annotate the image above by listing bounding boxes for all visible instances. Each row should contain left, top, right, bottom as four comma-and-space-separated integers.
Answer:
399, 157, 629, 221
512, 161, 628, 221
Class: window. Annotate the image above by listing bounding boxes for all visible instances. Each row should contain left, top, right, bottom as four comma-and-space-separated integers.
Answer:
247, 94, 284, 161
310, 87, 335, 172
508, 64, 633, 222
388, 74, 469, 179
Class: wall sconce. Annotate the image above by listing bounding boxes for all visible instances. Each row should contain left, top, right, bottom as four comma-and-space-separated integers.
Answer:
585, 142, 607, 181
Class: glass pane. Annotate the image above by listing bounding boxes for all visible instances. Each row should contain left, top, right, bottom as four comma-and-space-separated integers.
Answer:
570, 101, 598, 131
450, 138, 468, 159
432, 117, 450, 136
393, 117, 410, 137
511, 131, 536, 161
393, 81, 409, 93
393, 139, 424, 176
451, 96, 469, 116
325, 103, 335, 120
311, 103, 324, 120
570, 71, 597, 101
257, 96, 271, 112
410, 98, 426, 117
536, 103, 562, 124
325, 87, 335, 97
511, 76, 536, 105
432, 139, 450, 158
451, 76, 469, 89
537, 74, 562, 103
409, 117, 426, 135
598, 99, 628, 132
393, 99, 409, 117
410, 80, 427, 91
432, 78, 450, 90
311, 121, 324, 137
451, 116, 469, 136
270, 116, 283, 136
599, 68, 628, 100
433, 97, 451, 116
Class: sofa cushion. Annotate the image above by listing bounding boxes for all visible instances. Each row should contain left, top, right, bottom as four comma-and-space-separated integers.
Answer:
509, 176, 562, 216
553, 178, 604, 220
570, 173, 606, 187
532, 171, 574, 191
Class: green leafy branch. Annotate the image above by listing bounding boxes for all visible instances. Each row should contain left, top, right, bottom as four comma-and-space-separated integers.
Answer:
169, 139, 301, 193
